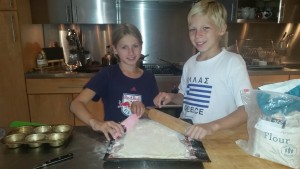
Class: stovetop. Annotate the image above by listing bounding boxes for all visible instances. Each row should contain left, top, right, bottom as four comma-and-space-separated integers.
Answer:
143, 64, 182, 75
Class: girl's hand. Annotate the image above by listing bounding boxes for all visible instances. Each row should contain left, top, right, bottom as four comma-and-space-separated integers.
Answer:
130, 101, 145, 117
89, 119, 125, 140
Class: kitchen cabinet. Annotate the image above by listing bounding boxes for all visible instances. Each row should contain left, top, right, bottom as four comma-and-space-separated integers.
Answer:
0, 4, 30, 126
73, 94, 104, 126
26, 78, 104, 126
277, 0, 300, 23
235, 0, 300, 23
219, 0, 238, 23
28, 94, 74, 125
30, 0, 118, 24
289, 75, 300, 79
249, 75, 289, 88
0, 0, 16, 10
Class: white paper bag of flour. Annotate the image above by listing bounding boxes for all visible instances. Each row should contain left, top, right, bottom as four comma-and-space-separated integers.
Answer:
237, 89, 300, 169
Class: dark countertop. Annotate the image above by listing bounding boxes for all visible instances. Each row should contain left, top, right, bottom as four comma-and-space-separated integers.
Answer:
248, 67, 300, 76
24, 67, 300, 79
0, 126, 204, 169
0, 125, 289, 169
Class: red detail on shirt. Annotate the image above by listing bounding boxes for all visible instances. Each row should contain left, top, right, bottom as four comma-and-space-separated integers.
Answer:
131, 87, 137, 92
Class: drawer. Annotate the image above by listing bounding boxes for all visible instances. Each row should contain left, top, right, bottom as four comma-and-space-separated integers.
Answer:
250, 75, 289, 89
26, 78, 90, 94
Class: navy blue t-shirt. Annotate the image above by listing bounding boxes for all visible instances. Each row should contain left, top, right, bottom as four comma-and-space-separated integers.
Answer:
85, 64, 159, 122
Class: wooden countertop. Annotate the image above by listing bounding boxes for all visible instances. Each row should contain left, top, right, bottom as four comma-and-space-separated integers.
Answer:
202, 124, 291, 169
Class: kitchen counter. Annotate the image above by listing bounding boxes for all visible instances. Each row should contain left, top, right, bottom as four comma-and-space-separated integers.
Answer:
0, 125, 290, 169
24, 67, 300, 79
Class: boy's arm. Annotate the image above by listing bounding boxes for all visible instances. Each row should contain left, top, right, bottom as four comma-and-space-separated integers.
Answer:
210, 105, 247, 131
186, 106, 247, 140
170, 93, 184, 105
153, 92, 184, 106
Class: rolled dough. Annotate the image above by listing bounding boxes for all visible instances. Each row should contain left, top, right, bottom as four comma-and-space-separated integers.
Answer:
114, 119, 188, 159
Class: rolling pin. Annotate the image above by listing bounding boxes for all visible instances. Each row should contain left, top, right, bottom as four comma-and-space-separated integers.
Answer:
145, 108, 192, 135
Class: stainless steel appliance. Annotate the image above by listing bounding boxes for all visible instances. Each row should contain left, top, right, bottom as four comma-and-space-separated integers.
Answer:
30, 0, 118, 24
120, 0, 194, 64
144, 64, 182, 75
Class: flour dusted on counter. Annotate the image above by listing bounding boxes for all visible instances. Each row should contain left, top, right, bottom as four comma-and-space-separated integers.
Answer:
112, 119, 189, 159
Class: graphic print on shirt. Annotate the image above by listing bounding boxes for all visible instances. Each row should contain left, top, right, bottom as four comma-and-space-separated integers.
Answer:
183, 76, 212, 119
118, 93, 142, 116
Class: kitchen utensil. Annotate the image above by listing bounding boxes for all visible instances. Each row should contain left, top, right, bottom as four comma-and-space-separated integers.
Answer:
32, 153, 73, 169
241, 7, 250, 19
9, 121, 45, 128
42, 47, 64, 61
104, 117, 210, 163
262, 10, 272, 19
281, 32, 287, 41
158, 58, 184, 71
236, 39, 277, 66
104, 136, 210, 163
66, 29, 82, 50
0, 128, 5, 140
102, 45, 118, 67
249, 8, 256, 19
285, 33, 294, 48
152, 104, 182, 108
121, 114, 139, 131
138, 54, 149, 68
144, 108, 192, 135
276, 33, 294, 54
3, 125, 73, 148
111, 114, 139, 139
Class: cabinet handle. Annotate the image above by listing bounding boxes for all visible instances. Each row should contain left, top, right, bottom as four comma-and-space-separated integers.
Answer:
67, 97, 70, 111
9, 0, 14, 8
66, 5, 71, 23
230, 3, 234, 22
278, 2, 285, 22
58, 86, 83, 89
116, 0, 121, 24
75, 6, 78, 22
261, 82, 274, 85
10, 15, 16, 42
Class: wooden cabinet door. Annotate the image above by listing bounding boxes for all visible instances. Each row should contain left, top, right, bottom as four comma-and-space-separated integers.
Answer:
0, 11, 29, 126
28, 94, 74, 125
250, 75, 289, 89
73, 94, 104, 126
290, 75, 300, 79
0, 0, 16, 10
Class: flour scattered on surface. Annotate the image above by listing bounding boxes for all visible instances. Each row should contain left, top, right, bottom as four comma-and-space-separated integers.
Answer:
111, 119, 189, 159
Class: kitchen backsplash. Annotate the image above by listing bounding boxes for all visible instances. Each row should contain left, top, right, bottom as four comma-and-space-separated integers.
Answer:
41, 22, 300, 65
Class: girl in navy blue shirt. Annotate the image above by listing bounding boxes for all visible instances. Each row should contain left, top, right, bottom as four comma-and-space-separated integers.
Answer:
70, 24, 158, 140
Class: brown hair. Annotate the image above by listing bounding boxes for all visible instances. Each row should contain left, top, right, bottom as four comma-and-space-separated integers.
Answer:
112, 24, 143, 47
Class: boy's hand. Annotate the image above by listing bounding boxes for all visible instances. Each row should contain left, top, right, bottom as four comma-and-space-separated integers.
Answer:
153, 92, 174, 107
185, 123, 219, 140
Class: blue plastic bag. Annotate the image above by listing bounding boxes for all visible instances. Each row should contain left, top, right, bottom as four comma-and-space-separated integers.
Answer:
256, 91, 300, 116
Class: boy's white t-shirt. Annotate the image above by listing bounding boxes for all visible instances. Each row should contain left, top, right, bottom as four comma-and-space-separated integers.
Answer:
179, 49, 252, 124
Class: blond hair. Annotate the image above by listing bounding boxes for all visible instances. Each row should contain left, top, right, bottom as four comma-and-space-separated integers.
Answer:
188, 0, 227, 29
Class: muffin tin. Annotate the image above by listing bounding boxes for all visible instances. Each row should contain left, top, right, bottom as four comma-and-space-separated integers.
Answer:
2, 125, 73, 148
